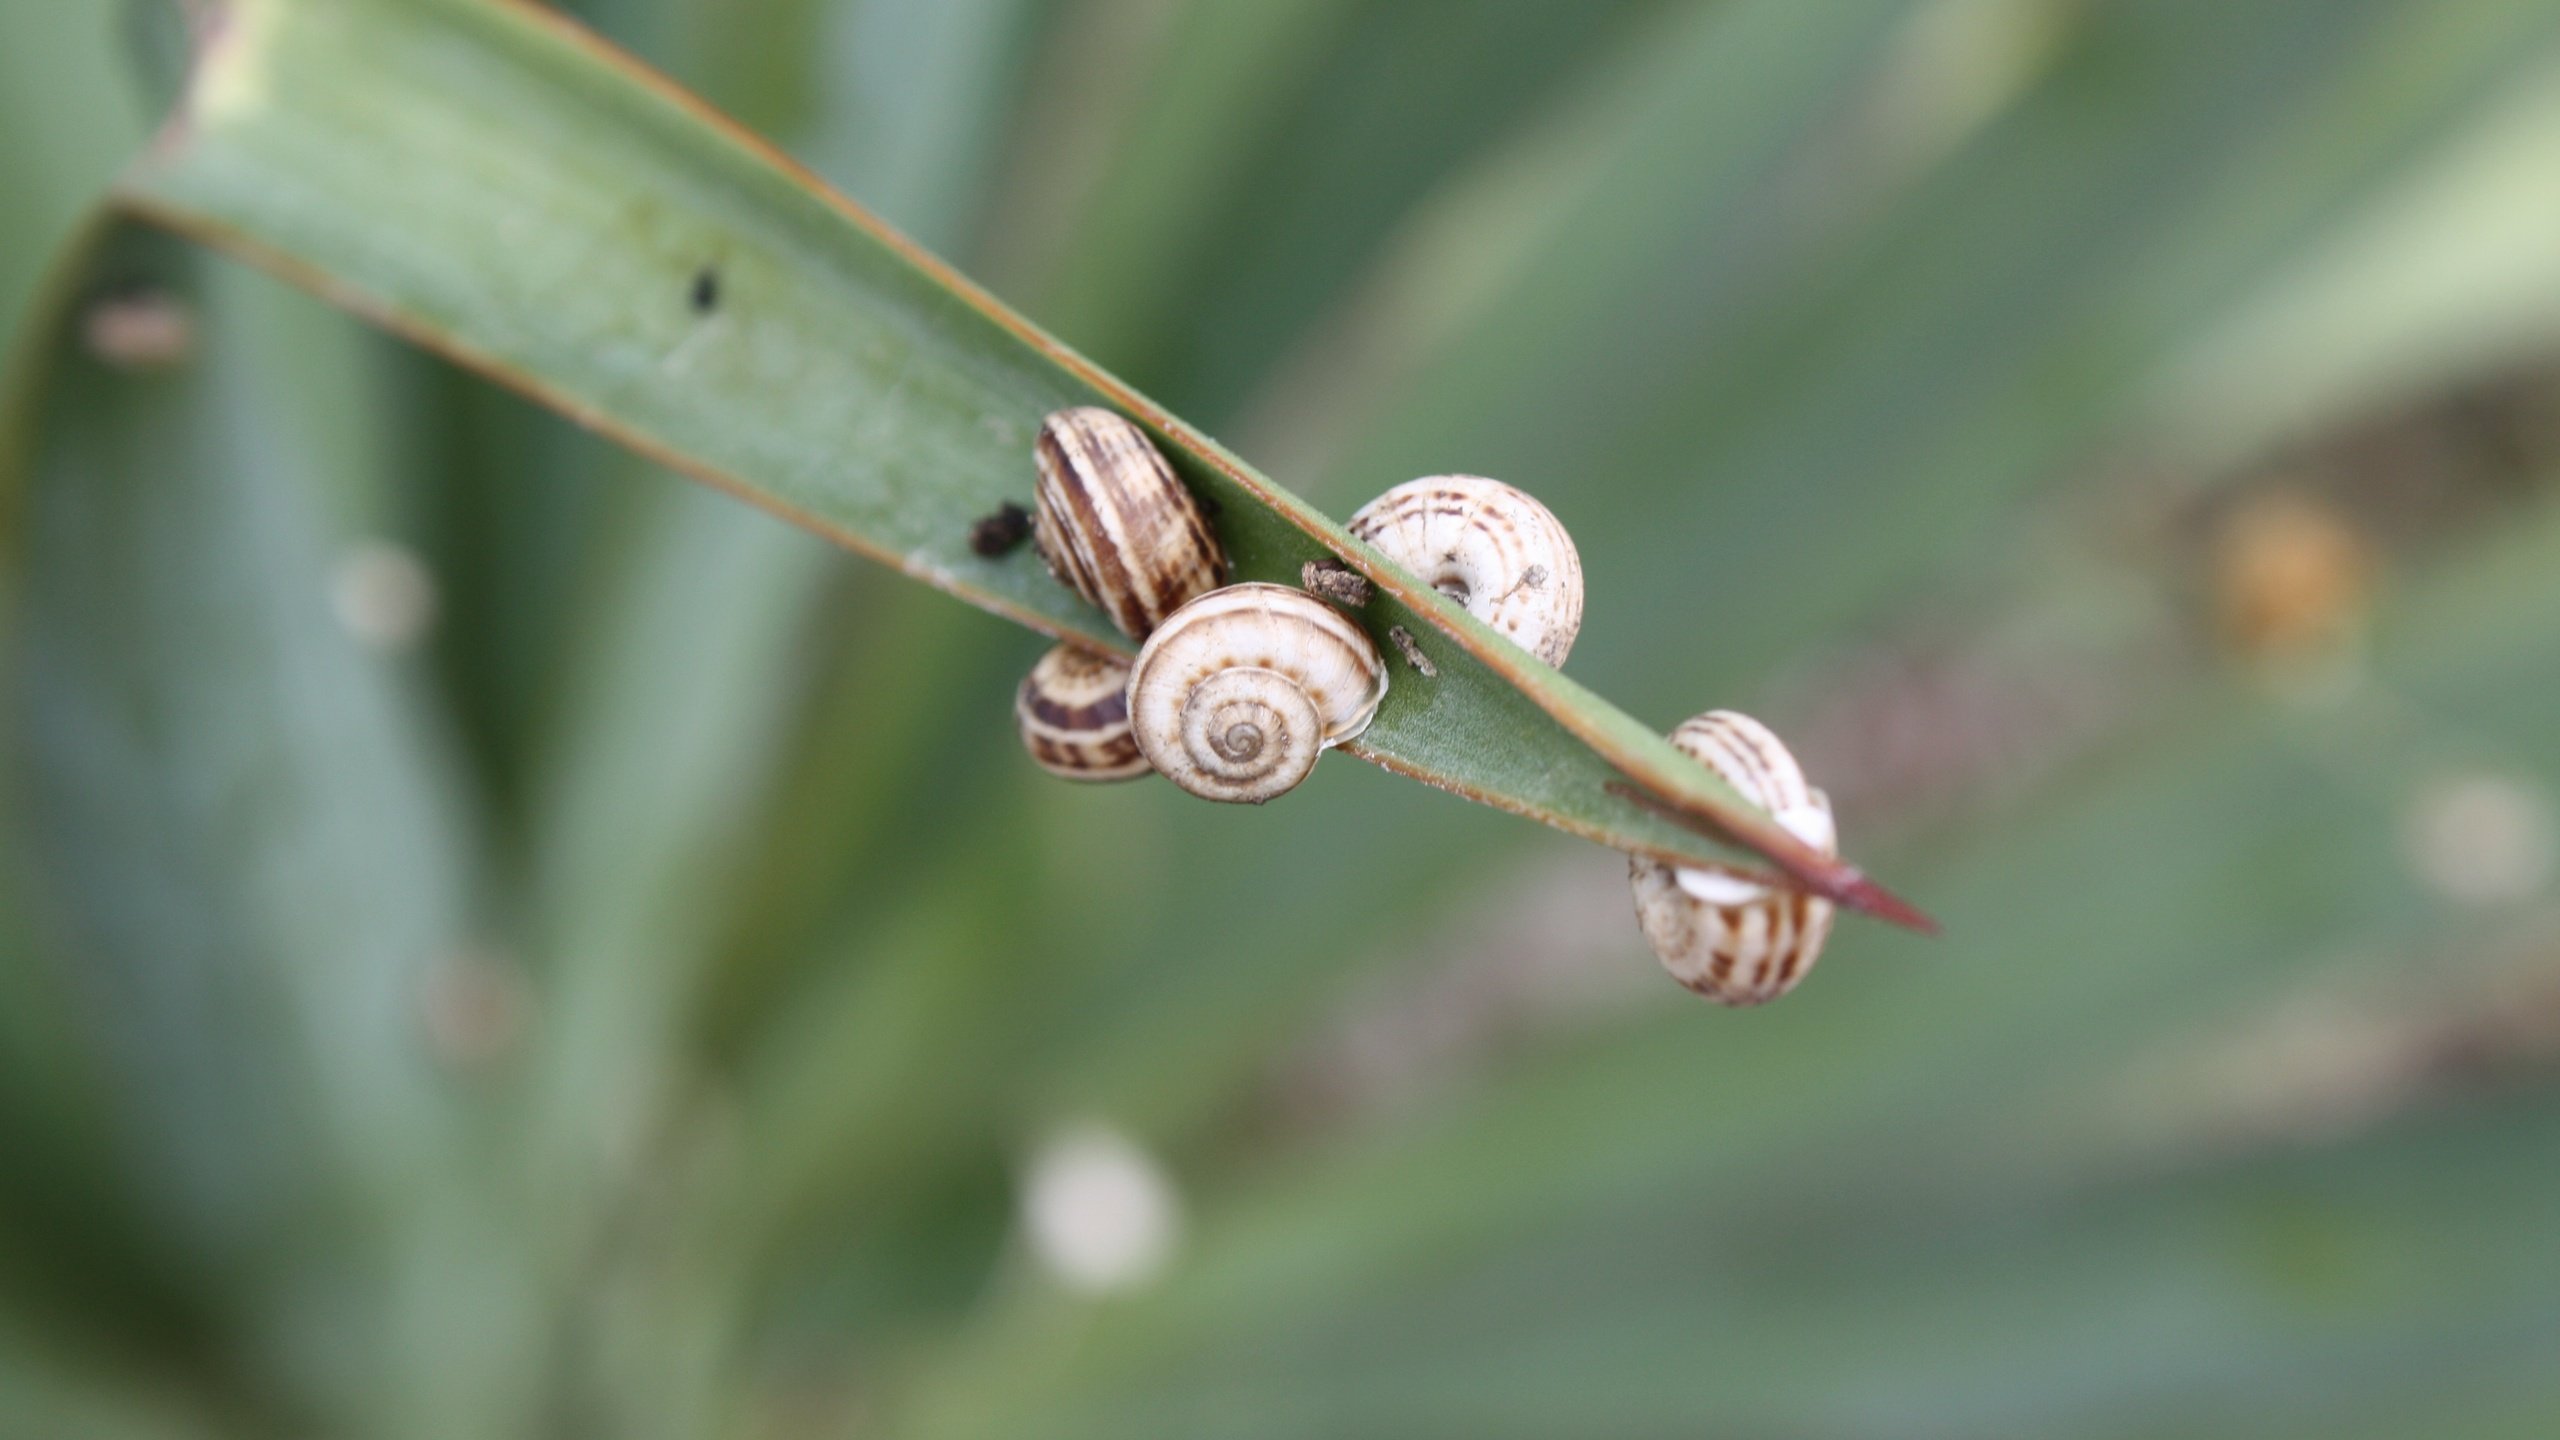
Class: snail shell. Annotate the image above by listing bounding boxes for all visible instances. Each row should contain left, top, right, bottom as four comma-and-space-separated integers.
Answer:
1629, 710, 1837, 1006
1126, 583, 1388, 803
1033, 407, 1228, 640
1346, 476, 1583, 666
1015, 644, 1150, 781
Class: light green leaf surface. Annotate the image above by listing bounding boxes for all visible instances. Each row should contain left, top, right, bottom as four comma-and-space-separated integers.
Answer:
4, 222, 545, 1438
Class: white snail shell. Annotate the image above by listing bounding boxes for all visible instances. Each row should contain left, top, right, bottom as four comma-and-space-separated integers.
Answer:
1016, 644, 1149, 781
1033, 407, 1229, 641
1346, 476, 1583, 667
1126, 583, 1389, 803
1629, 710, 1837, 1006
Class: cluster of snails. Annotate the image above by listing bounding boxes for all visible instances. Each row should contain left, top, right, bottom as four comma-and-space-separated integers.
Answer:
998, 407, 1838, 1004
1010, 408, 1385, 803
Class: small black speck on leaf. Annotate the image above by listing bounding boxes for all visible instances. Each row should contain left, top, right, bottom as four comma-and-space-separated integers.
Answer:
969, 502, 1034, 557
690, 266, 719, 313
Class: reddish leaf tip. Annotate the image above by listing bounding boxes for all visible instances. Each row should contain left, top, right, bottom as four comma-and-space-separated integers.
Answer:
1823, 868, 1940, 936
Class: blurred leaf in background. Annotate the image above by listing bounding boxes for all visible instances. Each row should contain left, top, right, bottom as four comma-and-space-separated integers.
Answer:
12, 0, 2560, 1437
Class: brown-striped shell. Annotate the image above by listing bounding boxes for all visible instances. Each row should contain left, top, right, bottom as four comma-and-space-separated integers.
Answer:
1015, 644, 1149, 781
1126, 583, 1388, 803
1346, 476, 1583, 666
1629, 710, 1837, 1006
1033, 408, 1228, 641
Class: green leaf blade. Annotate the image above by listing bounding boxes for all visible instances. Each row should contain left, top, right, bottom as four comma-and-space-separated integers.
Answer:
116, 0, 1930, 925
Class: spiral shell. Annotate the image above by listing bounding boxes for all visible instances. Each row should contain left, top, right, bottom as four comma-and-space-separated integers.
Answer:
1629, 710, 1837, 1006
1346, 476, 1583, 666
1126, 583, 1388, 803
1015, 644, 1149, 781
1033, 408, 1228, 640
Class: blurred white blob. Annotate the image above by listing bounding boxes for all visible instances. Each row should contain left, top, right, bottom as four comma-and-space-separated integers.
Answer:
1018, 1123, 1181, 1295
330, 541, 439, 651
2404, 773, 2559, 905
82, 290, 196, 370
418, 945, 529, 1070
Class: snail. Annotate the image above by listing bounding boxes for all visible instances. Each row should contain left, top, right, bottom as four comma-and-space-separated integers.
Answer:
1346, 476, 1583, 667
1033, 407, 1229, 641
1628, 710, 1837, 1005
1126, 583, 1389, 803
1015, 644, 1150, 781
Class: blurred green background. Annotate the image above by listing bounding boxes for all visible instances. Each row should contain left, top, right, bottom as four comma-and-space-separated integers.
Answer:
11, 0, 2560, 1436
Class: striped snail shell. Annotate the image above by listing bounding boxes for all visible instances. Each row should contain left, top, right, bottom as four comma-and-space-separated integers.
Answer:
1033, 407, 1229, 641
1346, 476, 1583, 667
1015, 644, 1150, 782
1126, 583, 1388, 803
1629, 710, 1838, 1006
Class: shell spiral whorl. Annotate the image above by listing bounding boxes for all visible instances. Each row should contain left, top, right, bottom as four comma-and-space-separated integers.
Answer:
1629, 710, 1838, 1006
1032, 408, 1228, 641
1177, 667, 1325, 799
1127, 583, 1389, 803
1015, 644, 1149, 781
1347, 475, 1583, 666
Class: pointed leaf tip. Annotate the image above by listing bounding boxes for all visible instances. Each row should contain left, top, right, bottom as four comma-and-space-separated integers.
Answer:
1822, 869, 1939, 936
